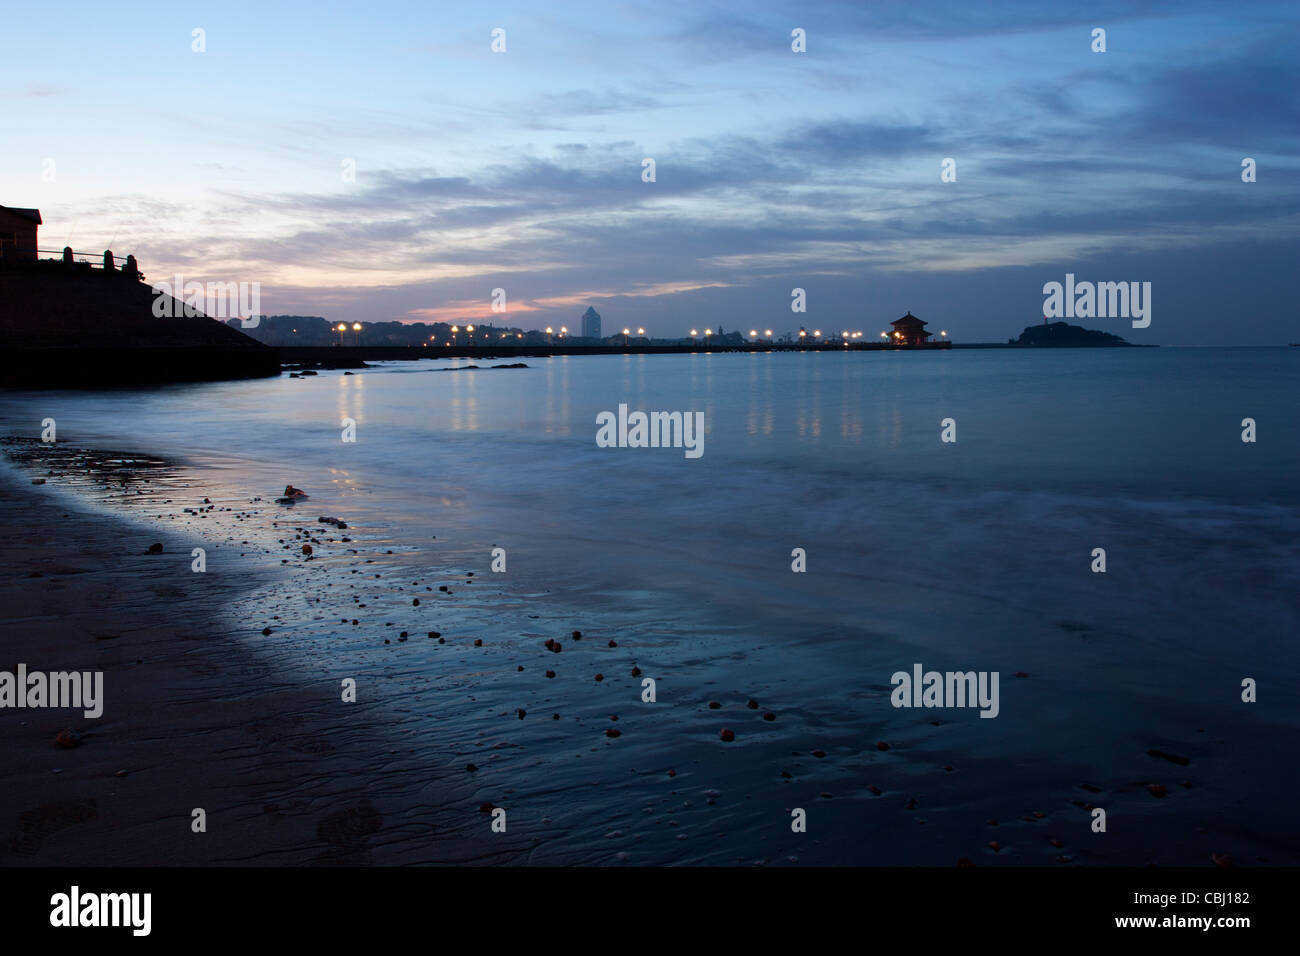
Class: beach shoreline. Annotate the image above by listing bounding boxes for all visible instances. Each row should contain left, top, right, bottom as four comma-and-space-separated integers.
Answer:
3, 405, 1297, 868
0, 450, 525, 866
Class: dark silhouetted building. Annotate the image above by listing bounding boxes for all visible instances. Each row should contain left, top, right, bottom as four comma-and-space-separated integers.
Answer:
0, 205, 41, 261
890, 311, 932, 345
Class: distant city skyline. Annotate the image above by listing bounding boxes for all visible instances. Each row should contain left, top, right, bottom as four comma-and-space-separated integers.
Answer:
4, 0, 1297, 344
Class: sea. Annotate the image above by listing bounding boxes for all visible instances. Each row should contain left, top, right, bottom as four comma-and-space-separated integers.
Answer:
2, 346, 1297, 865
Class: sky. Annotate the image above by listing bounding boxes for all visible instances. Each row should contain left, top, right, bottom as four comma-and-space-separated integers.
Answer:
3, 0, 1298, 344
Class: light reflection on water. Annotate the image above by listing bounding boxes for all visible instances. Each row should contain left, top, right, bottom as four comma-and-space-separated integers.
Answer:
3, 348, 1299, 863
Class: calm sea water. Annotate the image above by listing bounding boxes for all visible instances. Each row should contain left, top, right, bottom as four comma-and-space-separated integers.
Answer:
3, 347, 1298, 864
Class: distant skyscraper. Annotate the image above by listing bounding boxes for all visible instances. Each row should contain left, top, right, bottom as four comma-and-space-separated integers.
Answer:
581, 306, 601, 339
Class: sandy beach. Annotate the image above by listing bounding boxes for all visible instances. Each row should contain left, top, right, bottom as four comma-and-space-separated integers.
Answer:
0, 454, 529, 866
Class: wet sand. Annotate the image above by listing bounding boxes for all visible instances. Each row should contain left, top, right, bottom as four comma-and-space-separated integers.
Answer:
0, 457, 525, 866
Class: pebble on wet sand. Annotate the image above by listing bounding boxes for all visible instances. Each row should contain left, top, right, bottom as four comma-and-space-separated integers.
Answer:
474, 639, 483, 646
608, 640, 617, 647
1146, 784, 1168, 798
146, 543, 163, 554
594, 673, 604, 681
572, 630, 582, 639
719, 728, 735, 742
466, 763, 478, 772
631, 666, 641, 676
746, 699, 758, 709
708, 701, 720, 709
545, 670, 555, 678
1146, 748, 1190, 766
606, 728, 621, 738
762, 711, 775, 721
261, 627, 272, 635
55, 729, 81, 749
516, 709, 526, 719
875, 741, 890, 751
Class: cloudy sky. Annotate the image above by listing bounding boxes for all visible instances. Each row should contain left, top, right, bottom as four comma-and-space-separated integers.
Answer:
4, 0, 1297, 344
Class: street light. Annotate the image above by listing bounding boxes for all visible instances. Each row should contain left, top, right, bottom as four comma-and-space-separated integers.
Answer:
336, 322, 347, 345
560, 326, 568, 339
352, 321, 362, 346
690, 329, 698, 344
637, 327, 645, 337
622, 327, 630, 346
545, 326, 553, 344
